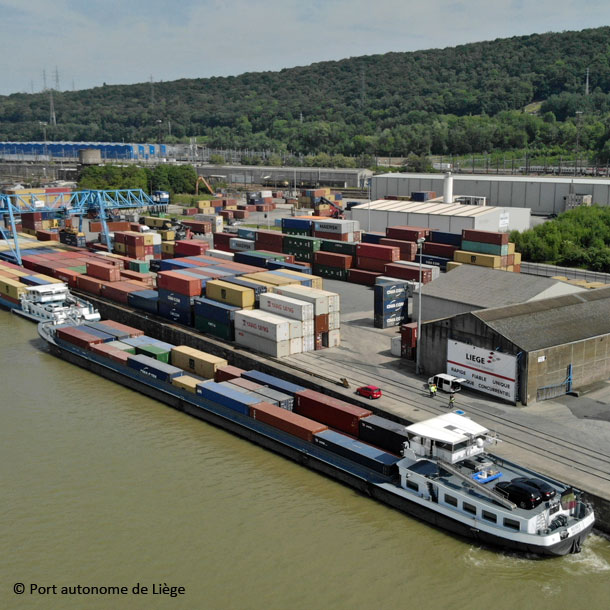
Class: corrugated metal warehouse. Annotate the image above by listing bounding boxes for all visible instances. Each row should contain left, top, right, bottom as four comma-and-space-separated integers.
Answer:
414, 265, 586, 322
197, 165, 372, 188
419, 286, 610, 405
350, 199, 531, 233
371, 173, 610, 215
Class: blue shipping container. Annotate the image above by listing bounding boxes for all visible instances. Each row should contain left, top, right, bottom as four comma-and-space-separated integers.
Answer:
361, 232, 385, 244
77, 326, 116, 343
312, 429, 400, 476
127, 354, 183, 382
241, 370, 306, 397
193, 297, 240, 325
157, 288, 196, 309
281, 218, 312, 231
84, 321, 131, 340
429, 231, 462, 247
266, 260, 312, 274
128, 290, 159, 314
415, 254, 450, 271
195, 382, 261, 416
237, 227, 257, 240
158, 301, 193, 326
233, 252, 272, 267
374, 283, 408, 303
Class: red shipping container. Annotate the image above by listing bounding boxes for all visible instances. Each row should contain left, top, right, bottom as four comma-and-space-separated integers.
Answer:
89, 342, 130, 363
124, 232, 145, 246
233, 210, 250, 220
255, 230, 284, 247
56, 326, 105, 349
213, 233, 233, 251
313, 231, 351, 241
120, 269, 154, 286
356, 257, 387, 272
214, 365, 246, 382
157, 271, 202, 296
294, 389, 372, 435
99, 319, 144, 337
400, 322, 418, 348
355, 243, 400, 261
36, 230, 59, 241
461, 229, 509, 246
384, 263, 432, 283
86, 261, 121, 282
181, 220, 212, 234
347, 269, 382, 286
379, 238, 417, 261
314, 314, 329, 334
250, 401, 328, 442
54, 268, 82, 287
422, 242, 458, 258
219, 210, 234, 219
314, 252, 353, 269
76, 275, 106, 295
101, 281, 148, 304
386, 226, 429, 241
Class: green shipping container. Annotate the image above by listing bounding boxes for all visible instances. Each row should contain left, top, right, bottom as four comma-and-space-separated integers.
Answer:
194, 316, 234, 341
68, 265, 87, 274
283, 228, 310, 236
312, 264, 348, 281
461, 240, 509, 256
320, 239, 358, 256
283, 236, 321, 252
135, 344, 171, 363
129, 260, 150, 273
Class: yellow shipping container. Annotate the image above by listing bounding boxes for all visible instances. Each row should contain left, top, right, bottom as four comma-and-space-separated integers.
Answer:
170, 346, 227, 379
159, 230, 176, 241
161, 241, 175, 254
585, 282, 606, 289
453, 250, 502, 268
171, 375, 207, 394
513, 252, 522, 265
0, 264, 28, 277
275, 269, 323, 290
205, 279, 255, 308
242, 272, 298, 287
225, 205, 238, 211
40, 220, 52, 230
507, 242, 515, 255
0, 277, 27, 299
446, 261, 463, 272
142, 233, 155, 246
114, 242, 127, 254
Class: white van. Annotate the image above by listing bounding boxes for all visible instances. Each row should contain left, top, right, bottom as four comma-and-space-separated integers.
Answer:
427, 374, 466, 393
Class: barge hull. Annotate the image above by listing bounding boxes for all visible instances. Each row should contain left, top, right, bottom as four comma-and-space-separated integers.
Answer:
44, 331, 590, 557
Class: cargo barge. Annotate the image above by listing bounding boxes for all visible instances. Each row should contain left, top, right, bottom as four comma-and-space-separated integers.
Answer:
38, 320, 595, 556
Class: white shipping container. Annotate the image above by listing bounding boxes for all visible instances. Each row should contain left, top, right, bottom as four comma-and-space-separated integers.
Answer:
302, 334, 315, 352
272, 285, 330, 315
327, 293, 340, 314
391, 336, 402, 357
325, 329, 341, 348
234, 310, 290, 342
313, 219, 359, 234
302, 319, 314, 336
151, 233, 162, 245
247, 309, 302, 339
229, 238, 255, 251
194, 214, 224, 233
206, 248, 234, 261
260, 190, 273, 198
289, 337, 303, 355
328, 312, 340, 331
234, 329, 291, 358
259, 293, 314, 321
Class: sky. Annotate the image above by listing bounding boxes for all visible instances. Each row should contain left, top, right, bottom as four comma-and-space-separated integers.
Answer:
1, 0, 609, 96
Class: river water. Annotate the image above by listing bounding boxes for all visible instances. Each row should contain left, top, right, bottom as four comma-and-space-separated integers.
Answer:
2, 312, 610, 610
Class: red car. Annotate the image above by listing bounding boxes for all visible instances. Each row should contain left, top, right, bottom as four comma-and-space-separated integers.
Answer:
356, 385, 382, 399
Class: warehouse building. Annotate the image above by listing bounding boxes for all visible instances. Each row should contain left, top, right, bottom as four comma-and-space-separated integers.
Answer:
350, 199, 531, 233
0, 141, 167, 161
419, 286, 610, 405
414, 265, 586, 322
196, 165, 372, 189
371, 172, 610, 215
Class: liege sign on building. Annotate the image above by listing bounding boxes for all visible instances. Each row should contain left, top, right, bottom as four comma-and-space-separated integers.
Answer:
446, 340, 517, 402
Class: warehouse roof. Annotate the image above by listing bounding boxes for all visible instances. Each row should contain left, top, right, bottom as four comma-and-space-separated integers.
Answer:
421, 265, 581, 309
352, 200, 498, 216
474, 286, 610, 351
374, 172, 610, 187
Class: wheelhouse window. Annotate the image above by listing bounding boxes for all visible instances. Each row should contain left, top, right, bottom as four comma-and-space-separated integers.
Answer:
406, 480, 419, 492
463, 502, 477, 515
503, 518, 520, 531
445, 494, 457, 507
482, 510, 497, 523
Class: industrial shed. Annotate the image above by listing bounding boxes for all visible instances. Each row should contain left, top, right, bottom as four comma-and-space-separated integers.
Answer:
350, 199, 531, 233
419, 287, 610, 405
414, 265, 586, 322
371, 172, 610, 215
197, 165, 372, 189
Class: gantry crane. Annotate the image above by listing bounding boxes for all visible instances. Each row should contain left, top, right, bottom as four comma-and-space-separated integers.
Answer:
0, 188, 164, 266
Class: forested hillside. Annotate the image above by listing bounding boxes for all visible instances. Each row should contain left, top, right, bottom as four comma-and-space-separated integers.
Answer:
2, 27, 610, 158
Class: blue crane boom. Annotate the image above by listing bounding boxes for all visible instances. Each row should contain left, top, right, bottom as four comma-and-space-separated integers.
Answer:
0, 188, 163, 265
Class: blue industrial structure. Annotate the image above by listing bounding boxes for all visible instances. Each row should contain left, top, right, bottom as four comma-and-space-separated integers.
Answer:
0, 141, 168, 161
0, 188, 164, 265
